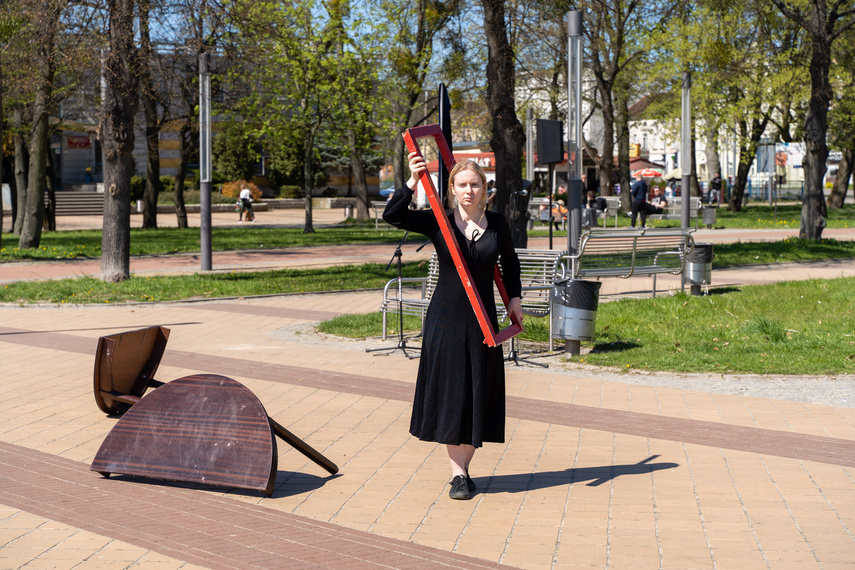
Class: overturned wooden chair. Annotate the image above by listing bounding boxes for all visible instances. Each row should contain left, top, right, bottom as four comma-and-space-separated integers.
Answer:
91, 327, 338, 496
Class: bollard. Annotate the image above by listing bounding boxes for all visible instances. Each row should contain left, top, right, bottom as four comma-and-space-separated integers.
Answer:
551, 279, 602, 356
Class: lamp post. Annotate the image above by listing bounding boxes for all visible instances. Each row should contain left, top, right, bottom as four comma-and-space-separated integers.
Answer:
680, 71, 691, 230
567, 10, 583, 257
199, 52, 212, 271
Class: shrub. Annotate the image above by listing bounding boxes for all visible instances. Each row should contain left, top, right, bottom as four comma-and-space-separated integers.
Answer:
130, 176, 145, 202
322, 186, 338, 198
160, 176, 175, 194
278, 185, 303, 199
221, 180, 261, 201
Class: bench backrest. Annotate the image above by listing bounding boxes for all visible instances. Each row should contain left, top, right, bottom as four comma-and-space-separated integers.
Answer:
568, 228, 694, 279
424, 248, 564, 318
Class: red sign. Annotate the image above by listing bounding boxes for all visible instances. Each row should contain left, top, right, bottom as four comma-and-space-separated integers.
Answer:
403, 125, 523, 347
67, 135, 91, 149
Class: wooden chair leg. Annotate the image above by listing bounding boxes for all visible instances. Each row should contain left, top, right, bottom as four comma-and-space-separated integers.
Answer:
268, 417, 339, 476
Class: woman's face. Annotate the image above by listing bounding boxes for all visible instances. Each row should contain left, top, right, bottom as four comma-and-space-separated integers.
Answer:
452, 168, 485, 209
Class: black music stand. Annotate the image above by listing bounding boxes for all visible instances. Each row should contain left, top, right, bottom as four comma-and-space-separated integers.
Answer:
366, 231, 421, 359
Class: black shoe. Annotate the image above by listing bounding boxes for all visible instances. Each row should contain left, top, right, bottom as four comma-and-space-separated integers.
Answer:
449, 475, 470, 500
465, 472, 476, 492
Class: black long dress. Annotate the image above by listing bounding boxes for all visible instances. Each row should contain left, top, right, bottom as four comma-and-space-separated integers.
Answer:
383, 186, 522, 447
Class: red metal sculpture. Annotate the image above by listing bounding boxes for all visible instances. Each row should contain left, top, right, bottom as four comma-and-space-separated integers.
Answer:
403, 124, 523, 347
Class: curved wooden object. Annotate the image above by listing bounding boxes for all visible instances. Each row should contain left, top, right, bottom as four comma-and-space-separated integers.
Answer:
91, 374, 279, 496
403, 125, 523, 346
93, 326, 169, 414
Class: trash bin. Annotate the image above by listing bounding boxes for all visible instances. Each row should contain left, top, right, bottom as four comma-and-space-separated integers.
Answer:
551, 279, 602, 354
701, 205, 716, 228
344, 204, 354, 218
686, 242, 714, 294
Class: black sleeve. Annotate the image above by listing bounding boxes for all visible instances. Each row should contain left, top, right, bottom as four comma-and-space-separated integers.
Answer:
382, 186, 436, 236
493, 213, 522, 299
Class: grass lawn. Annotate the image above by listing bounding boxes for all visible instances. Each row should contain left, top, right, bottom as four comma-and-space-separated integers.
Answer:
0, 260, 431, 304
319, 277, 855, 376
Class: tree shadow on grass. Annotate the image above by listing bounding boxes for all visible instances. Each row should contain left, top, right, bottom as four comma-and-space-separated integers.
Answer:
588, 340, 641, 353
481, 455, 679, 494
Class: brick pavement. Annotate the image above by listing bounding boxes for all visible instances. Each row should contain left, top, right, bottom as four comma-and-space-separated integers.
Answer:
1, 215, 854, 568
1, 294, 854, 569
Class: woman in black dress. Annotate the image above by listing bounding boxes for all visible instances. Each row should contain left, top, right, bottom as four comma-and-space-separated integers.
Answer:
384, 152, 522, 500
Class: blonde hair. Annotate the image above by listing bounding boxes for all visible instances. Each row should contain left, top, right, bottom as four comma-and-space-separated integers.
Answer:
446, 160, 488, 209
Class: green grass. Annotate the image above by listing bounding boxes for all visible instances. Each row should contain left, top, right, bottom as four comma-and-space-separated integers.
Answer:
0, 261, 431, 304
319, 277, 855, 376
0, 222, 413, 261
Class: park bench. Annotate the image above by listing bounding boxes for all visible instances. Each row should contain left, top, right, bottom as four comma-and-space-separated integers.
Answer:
645, 196, 702, 226
371, 200, 388, 229
380, 248, 566, 350
562, 227, 696, 297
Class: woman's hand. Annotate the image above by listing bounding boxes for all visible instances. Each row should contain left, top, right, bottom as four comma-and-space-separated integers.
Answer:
507, 297, 523, 324
406, 151, 427, 190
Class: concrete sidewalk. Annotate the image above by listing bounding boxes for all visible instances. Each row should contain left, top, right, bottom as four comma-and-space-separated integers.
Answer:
1, 217, 854, 569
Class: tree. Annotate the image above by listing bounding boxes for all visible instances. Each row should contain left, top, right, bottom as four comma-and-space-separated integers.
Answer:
232, 0, 349, 233
769, 0, 855, 238
99, 0, 139, 282
481, 0, 527, 246
579, 0, 651, 214
17, 0, 62, 249
827, 26, 855, 208
380, 0, 461, 189
138, 0, 161, 229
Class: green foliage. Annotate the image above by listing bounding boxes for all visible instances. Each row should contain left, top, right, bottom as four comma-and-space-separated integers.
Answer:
130, 176, 145, 202
278, 185, 303, 199
212, 122, 258, 182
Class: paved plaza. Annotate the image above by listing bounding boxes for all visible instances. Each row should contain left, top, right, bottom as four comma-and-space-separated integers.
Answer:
0, 211, 854, 568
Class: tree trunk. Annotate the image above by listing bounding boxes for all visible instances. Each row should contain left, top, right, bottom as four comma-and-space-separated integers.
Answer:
18, 39, 55, 249
614, 85, 631, 212
302, 130, 315, 233
13, 108, 27, 236
705, 124, 721, 184
45, 149, 57, 232
690, 130, 700, 198
347, 130, 370, 220
827, 148, 852, 208
482, 0, 527, 248
139, 0, 160, 229
99, 0, 139, 283
173, 123, 191, 229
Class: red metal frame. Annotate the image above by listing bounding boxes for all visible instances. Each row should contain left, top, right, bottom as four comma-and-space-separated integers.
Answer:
403, 124, 523, 347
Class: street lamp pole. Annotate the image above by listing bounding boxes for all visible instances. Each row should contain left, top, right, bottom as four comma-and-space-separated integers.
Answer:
199, 52, 212, 271
567, 10, 583, 257
680, 71, 691, 230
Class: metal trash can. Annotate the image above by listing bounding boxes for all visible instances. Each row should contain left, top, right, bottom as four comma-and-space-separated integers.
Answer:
344, 204, 354, 218
686, 242, 714, 294
701, 205, 716, 228
551, 279, 602, 355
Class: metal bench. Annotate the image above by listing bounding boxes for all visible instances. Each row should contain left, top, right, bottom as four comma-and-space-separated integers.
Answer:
371, 200, 388, 229
380, 248, 565, 349
646, 197, 702, 226
563, 227, 695, 297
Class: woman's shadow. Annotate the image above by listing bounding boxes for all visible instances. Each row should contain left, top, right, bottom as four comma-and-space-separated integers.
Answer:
479, 455, 679, 493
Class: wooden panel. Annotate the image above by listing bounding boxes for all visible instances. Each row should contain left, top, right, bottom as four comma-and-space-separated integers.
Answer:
93, 326, 170, 415
403, 125, 523, 347
91, 374, 278, 496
